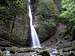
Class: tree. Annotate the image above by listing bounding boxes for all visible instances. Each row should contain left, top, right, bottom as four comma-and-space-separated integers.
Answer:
58, 0, 75, 37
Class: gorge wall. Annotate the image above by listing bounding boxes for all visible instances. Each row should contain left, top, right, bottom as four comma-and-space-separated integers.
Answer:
0, 0, 61, 47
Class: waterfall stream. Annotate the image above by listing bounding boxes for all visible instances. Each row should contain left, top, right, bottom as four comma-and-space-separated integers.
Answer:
5, 50, 11, 56
28, 0, 41, 48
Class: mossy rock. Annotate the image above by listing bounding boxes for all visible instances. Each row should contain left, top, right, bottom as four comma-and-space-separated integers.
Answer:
0, 50, 4, 56
10, 47, 18, 54
17, 48, 34, 53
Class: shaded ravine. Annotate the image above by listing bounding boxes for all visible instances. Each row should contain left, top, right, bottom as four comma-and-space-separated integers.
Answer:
28, 0, 41, 48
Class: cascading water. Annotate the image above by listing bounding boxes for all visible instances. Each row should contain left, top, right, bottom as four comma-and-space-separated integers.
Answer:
28, 0, 41, 48
5, 50, 11, 56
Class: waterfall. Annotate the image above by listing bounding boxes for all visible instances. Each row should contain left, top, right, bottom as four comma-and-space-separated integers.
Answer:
28, 0, 41, 48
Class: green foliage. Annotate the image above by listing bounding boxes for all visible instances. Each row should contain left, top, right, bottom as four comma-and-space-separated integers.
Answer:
60, 0, 75, 23
37, 0, 50, 18
48, 0, 59, 16
37, 0, 59, 18
0, 0, 27, 45
60, 0, 75, 19
58, 0, 75, 36
43, 20, 56, 30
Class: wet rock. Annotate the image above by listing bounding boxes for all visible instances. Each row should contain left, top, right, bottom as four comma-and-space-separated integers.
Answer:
39, 51, 50, 56
10, 47, 18, 54
68, 53, 75, 56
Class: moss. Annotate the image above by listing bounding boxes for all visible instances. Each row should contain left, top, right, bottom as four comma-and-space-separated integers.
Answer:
0, 50, 4, 56
48, 0, 59, 16
38, 0, 59, 16
10, 47, 18, 54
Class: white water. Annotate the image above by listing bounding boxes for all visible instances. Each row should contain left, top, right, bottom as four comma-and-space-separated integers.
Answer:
28, 0, 41, 48
50, 48, 57, 56
5, 50, 11, 56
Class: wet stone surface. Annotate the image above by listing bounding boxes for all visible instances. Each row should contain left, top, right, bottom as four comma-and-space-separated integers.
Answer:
0, 47, 75, 56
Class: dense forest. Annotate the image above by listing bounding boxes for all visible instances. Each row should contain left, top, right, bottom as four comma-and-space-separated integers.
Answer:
0, 0, 75, 56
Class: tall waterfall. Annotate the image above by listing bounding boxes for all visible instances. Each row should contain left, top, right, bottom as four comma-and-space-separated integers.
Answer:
28, 0, 41, 48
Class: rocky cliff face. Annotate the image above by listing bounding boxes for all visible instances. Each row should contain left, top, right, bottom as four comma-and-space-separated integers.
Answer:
0, 14, 30, 47
0, 0, 61, 47
32, 0, 60, 43
10, 15, 31, 47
